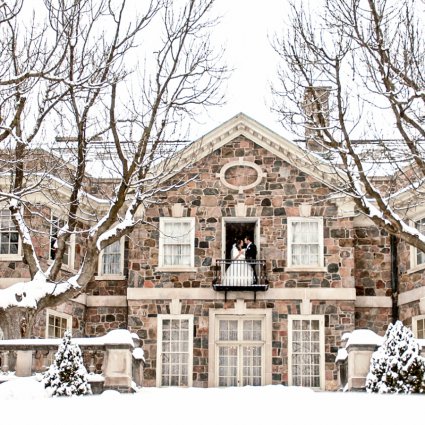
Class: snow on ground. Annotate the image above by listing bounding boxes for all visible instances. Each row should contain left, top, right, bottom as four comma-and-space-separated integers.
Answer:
0, 377, 424, 425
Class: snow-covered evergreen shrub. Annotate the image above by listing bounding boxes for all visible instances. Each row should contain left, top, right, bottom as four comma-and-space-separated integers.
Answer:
43, 330, 91, 396
366, 320, 425, 394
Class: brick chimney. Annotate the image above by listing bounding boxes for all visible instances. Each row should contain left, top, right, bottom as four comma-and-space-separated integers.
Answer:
303, 86, 330, 153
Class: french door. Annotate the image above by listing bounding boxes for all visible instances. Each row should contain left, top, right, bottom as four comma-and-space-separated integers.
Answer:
215, 316, 265, 387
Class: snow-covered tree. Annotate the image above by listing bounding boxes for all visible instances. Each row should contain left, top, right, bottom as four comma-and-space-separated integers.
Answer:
0, 0, 227, 338
271, 0, 425, 252
366, 321, 425, 394
43, 330, 91, 397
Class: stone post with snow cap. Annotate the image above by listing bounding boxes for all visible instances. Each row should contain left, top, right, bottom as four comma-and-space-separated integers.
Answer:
345, 329, 382, 391
102, 329, 134, 392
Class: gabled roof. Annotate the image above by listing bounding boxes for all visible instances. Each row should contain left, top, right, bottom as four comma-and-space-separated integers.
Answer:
168, 112, 346, 191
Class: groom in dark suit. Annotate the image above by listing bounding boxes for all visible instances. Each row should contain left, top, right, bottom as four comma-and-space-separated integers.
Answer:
244, 235, 258, 284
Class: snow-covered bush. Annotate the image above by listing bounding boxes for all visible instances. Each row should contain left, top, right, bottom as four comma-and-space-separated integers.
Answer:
43, 330, 91, 397
366, 321, 425, 394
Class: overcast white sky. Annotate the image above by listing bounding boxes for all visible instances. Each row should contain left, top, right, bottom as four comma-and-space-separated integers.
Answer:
192, 0, 290, 139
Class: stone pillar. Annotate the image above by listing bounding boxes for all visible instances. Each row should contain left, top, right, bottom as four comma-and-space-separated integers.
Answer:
15, 350, 33, 377
102, 345, 133, 391
346, 344, 376, 391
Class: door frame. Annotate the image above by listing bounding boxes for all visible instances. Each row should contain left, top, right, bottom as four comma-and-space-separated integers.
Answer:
221, 217, 260, 259
208, 301, 272, 387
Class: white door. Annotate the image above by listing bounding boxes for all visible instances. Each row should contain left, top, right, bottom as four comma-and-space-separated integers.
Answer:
215, 316, 265, 386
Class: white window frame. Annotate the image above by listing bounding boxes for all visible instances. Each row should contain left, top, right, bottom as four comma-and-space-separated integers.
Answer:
0, 208, 21, 261
49, 214, 75, 271
208, 304, 272, 387
156, 314, 194, 387
409, 217, 425, 273
214, 315, 265, 387
288, 314, 325, 390
286, 217, 325, 271
45, 309, 72, 338
97, 237, 125, 280
157, 217, 196, 272
412, 315, 425, 339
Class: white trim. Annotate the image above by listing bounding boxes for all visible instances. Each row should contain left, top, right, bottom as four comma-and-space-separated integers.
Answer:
86, 295, 127, 307
287, 217, 324, 268
45, 309, 72, 338
155, 267, 197, 273
285, 267, 327, 273
221, 217, 260, 259
0, 208, 22, 261
412, 315, 425, 338
208, 303, 272, 387
288, 314, 325, 390
408, 217, 425, 273
127, 287, 357, 301
398, 287, 425, 306
158, 217, 195, 270
218, 158, 266, 192
355, 296, 392, 308
98, 237, 125, 278
156, 314, 194, 387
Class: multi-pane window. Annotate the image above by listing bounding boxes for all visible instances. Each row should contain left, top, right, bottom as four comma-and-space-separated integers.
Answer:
50, 216, 72, 267
413, 316, 425, 339
157, 315, 193, 387
0, 210, 19, 256
415, 218, 425, 266
287, 218, 323, 267
288, 315, 324, 389
159, 218, 195, 268
46, 310, 71, 338
216, 317, 264, 387
100, 240, 123, 276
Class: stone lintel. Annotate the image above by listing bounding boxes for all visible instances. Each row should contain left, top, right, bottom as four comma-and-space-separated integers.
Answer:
86, 296, 127, 307
354, 296, 392, 308
398, 287, 425, 306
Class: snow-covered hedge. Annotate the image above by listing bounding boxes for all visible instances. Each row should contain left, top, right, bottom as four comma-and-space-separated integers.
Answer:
366, 321, 425, 394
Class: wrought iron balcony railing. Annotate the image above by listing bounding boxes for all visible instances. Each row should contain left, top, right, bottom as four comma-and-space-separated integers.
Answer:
212, 259, 269, 300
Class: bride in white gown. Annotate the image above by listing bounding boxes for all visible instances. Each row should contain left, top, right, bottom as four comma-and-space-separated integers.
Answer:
222, 240, 254, 286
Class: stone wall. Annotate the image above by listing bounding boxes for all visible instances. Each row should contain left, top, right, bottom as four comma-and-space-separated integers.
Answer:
127, 136, 357, 290
355, 307, 392, 335
128, 298, 355, 389
354, 226, 392, 297
84, 306, 128, 337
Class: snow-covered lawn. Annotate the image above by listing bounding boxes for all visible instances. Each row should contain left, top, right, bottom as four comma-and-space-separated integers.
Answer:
0, 376, 424, 425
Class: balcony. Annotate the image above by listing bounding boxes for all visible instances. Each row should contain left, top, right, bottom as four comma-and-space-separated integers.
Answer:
212, 259, 269, 300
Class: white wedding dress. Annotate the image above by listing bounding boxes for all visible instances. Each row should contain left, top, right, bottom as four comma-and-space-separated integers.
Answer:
222, 245, 254, 286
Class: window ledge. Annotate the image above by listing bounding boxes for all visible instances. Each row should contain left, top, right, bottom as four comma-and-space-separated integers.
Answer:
0, 255, 22, 262
284, 266, 327, 273
155, 267, 197, 273
95, 275, 126, 281
407, 264, 425, 275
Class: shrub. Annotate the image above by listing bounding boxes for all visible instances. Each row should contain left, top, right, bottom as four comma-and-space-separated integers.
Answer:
43, 330, 91, 396
366, 321, 425, 394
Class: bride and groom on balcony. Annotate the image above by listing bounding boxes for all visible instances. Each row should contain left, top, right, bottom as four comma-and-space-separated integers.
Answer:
222, 235, 258, 286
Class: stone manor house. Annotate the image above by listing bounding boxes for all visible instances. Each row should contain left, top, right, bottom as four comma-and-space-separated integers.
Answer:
1, 113, 425, 391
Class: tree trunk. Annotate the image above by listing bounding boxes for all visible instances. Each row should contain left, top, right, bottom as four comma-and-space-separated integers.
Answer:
0, 308, 36, 339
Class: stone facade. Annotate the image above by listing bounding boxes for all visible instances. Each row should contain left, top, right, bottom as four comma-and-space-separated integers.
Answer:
1, 114, 425, 392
